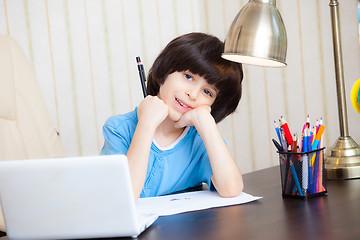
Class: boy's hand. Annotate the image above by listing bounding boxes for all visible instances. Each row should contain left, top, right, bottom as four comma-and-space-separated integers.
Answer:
174, 105, 214, 129
137, 96, 169, 129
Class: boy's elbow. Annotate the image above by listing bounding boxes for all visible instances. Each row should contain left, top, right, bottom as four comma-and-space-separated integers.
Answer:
218, 181, 244, 198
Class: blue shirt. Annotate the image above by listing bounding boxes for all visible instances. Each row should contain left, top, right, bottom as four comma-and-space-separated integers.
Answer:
100, 108, 213, 198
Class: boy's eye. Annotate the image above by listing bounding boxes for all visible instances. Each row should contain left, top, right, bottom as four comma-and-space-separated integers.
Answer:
203, 89, 212, 97
184, 73, 193, 81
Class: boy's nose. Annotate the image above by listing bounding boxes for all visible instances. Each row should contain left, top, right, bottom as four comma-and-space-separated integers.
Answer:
185, 88, 200, 100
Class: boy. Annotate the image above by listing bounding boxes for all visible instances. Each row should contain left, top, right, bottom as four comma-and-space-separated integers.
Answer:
101, 32, 244, 200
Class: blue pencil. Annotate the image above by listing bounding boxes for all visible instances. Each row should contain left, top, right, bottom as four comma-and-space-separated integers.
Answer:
290, 160, 303, 196
274, 120, 282, 147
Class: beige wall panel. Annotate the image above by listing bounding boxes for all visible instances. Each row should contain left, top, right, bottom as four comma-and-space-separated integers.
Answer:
28, 0, 58, 132
341, 1, 360, 143
233, 73, 256, 173
46, 0, 80, 156
65, 0, 99, 156
0, 1, 9, 34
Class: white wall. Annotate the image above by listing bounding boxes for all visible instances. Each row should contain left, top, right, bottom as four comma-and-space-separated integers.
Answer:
1, 0, 359, 174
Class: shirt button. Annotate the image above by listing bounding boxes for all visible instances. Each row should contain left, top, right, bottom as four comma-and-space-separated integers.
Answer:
152, 170, 156, 176
159, 156, 164, 161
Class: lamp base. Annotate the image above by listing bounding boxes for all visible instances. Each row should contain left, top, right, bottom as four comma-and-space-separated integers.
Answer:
325, 136, 360, 179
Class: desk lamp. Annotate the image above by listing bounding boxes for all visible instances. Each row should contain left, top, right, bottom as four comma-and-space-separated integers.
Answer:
222, 0, 360, 179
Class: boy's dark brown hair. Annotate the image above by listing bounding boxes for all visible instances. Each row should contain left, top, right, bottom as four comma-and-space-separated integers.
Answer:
147, 32, 243, 123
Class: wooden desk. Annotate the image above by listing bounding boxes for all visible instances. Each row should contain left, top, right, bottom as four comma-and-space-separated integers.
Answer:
1, 166, 359, 239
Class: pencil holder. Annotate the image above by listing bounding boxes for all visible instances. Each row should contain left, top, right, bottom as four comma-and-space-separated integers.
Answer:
278, 148, 327, 199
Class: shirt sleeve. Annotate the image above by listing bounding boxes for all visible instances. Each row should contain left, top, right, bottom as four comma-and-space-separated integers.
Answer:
100, 116, 135, 155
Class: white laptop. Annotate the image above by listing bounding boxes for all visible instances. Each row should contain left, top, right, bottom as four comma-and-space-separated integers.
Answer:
0, 154, 158, 239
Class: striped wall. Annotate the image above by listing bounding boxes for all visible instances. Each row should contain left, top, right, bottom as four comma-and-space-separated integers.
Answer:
1, 0, 359, 174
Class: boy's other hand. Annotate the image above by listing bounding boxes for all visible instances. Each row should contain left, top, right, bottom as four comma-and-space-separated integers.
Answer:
174, 105, 213, 129
138, 96, 168, 129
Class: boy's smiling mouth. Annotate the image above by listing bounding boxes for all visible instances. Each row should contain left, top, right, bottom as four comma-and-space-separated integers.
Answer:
175, 98, 192, 109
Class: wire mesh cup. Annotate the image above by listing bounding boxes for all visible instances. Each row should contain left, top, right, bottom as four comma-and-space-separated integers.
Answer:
278, 148, 327, 198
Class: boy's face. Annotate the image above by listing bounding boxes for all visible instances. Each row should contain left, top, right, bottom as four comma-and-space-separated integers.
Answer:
158, 71, 217, 122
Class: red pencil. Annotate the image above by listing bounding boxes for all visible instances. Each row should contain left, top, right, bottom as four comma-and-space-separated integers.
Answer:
306, 114, 310, 129
291, 134, 297, 153
280, 117, 293, 146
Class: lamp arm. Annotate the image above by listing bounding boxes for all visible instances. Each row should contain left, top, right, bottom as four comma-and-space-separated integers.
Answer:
329, 0, 349, 137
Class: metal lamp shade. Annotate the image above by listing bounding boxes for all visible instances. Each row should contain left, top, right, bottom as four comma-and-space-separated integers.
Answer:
222, 0, 287, 67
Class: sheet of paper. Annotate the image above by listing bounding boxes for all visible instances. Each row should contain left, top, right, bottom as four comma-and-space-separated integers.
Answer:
136, 191, 262, 216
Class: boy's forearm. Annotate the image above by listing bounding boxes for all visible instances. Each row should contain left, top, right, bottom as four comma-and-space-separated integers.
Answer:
127, 122, 156, 200
195, 116, 243, 197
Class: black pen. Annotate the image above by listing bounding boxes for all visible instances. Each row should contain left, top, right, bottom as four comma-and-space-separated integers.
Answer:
272, 139, 284, 152
136, 56, 147, 98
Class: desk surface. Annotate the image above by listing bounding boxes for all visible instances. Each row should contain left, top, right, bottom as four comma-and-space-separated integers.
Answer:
1, 166, 359, 240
